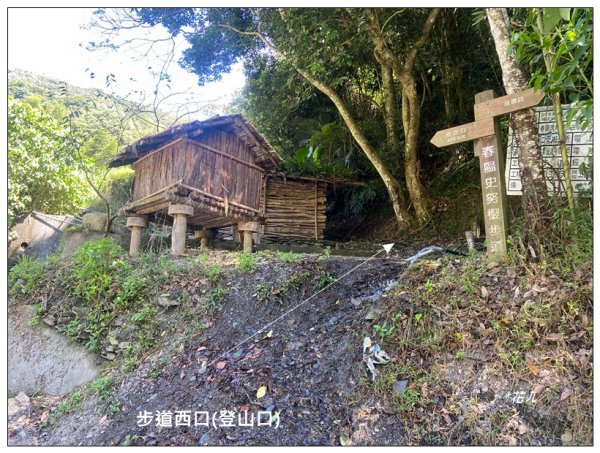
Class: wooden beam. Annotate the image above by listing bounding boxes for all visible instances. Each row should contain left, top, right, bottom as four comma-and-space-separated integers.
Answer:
430, 118, 495, 147
179, 183, 262, 214
474, 88, 544, 119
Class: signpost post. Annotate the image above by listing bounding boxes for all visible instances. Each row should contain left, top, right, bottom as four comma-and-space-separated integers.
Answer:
430, 88, 544, 261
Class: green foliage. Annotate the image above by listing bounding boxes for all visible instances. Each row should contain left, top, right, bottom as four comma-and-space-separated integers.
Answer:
54, 390, 85, 418
343, 183, 379, 217
8, 70, 170, 228
8, 254, 46, 297
374, 323, 395, 341
255, 270, 311, 304
131, 304, 158, 324
205, 287, 228, 308
8, 98, 92, 225
115, 274, 147, 310
423, 279, 435, 294
314, 270, 336, 290
396, 388, 421, 412
69, 238, 127, 303
87, 166, 135, 214
204, 265, 222, 282
9, 70, 164, 149
513, 8, 593, 129
90, 376, 114, 396
236, 251, 257, 273
276, 251, 303, 263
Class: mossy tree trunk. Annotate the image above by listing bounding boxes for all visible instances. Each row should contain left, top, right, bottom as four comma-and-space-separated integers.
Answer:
364, 8, 440, 225
486, 8, 551, 234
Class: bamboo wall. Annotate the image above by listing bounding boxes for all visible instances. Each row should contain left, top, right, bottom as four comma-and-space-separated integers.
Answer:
262, 177, 327, 240
132, 135, 264, 211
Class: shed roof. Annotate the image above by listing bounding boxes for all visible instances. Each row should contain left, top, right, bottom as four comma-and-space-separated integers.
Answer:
108, 114, 284, 170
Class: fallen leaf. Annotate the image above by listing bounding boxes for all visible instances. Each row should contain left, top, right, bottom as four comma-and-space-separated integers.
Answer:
256, 386, 267, 399
568, 331, 586, 341
531, 383, 545, 395
481, 286, 489, 298
473, 426, 486, 436
39, 411, 49, 423
526, 362, 540, 376
561, 431, 573, 443
339, 434, 352, 446
560, 387, 573, 401
545, 333, 562, 342
528, 245, 537, 259
215, 361, 227, 370
532, 282, 548, 293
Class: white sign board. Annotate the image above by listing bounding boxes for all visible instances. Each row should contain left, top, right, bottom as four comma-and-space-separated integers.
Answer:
506, 105, 592, 195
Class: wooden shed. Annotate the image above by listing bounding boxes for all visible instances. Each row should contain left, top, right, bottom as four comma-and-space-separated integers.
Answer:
262, 175, 328, 241
109, 115, 347, 255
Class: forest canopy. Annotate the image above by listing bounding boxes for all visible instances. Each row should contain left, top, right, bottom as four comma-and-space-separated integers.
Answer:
8, 8, 593, 257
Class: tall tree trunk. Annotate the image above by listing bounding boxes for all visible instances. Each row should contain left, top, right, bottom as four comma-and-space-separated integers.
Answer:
273, 9, 414, 229
400, 74, 429, 223
439, 10, 463, 126
364, 8, 439, 225
381, 64, 401, 159
486, 8, 551, 234
296, 67, 414, 229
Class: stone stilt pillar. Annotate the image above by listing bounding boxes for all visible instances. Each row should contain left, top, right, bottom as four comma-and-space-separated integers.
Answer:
126, 215, 148, 257
194, 229, 216, 250
237, 221, 260, 253
168, 204, 194, 255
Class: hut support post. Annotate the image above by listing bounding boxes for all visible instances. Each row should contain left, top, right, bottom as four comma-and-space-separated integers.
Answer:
126, 215, 148, 257
168, 204, 194, 255
238, 221, 260, 253
195, 229, 216, 250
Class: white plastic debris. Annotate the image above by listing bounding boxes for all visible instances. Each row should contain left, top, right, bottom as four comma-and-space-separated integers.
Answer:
362, 336, 391, 381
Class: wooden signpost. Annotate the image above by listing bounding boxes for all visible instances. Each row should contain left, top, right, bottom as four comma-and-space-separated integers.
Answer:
430, 88, 544, 261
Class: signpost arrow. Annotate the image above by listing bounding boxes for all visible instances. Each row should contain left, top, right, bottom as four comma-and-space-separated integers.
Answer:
430, 118, 495, 148
474, 88, 544, 119
429, 88, 545, 262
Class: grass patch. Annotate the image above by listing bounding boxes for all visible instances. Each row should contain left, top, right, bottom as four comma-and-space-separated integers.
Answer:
236, 251, 257, 273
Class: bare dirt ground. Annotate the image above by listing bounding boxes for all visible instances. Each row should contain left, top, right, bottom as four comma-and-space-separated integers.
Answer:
8, 247, 592, 446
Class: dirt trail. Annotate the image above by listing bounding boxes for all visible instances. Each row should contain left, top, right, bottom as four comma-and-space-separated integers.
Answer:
10, 247, 591, 446
16, 253, 410, 446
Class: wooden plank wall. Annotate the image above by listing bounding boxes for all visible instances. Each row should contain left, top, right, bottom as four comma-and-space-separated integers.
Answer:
132, 132, 263, 211
262, 177, 327, 240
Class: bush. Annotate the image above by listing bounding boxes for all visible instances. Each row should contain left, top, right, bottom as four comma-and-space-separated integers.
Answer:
87, 166, 134, 214
237, 251, 257, 273
69, 237, 127, 303
8, 254, 45, 297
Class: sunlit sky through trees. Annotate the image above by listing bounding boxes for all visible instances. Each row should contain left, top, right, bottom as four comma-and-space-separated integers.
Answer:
8, 7, 246, 120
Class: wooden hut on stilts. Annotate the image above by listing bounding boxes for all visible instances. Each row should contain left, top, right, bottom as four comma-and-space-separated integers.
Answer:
109, 114, 353, 256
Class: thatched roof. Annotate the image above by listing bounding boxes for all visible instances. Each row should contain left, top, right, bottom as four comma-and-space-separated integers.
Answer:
109, 114, 284, 170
